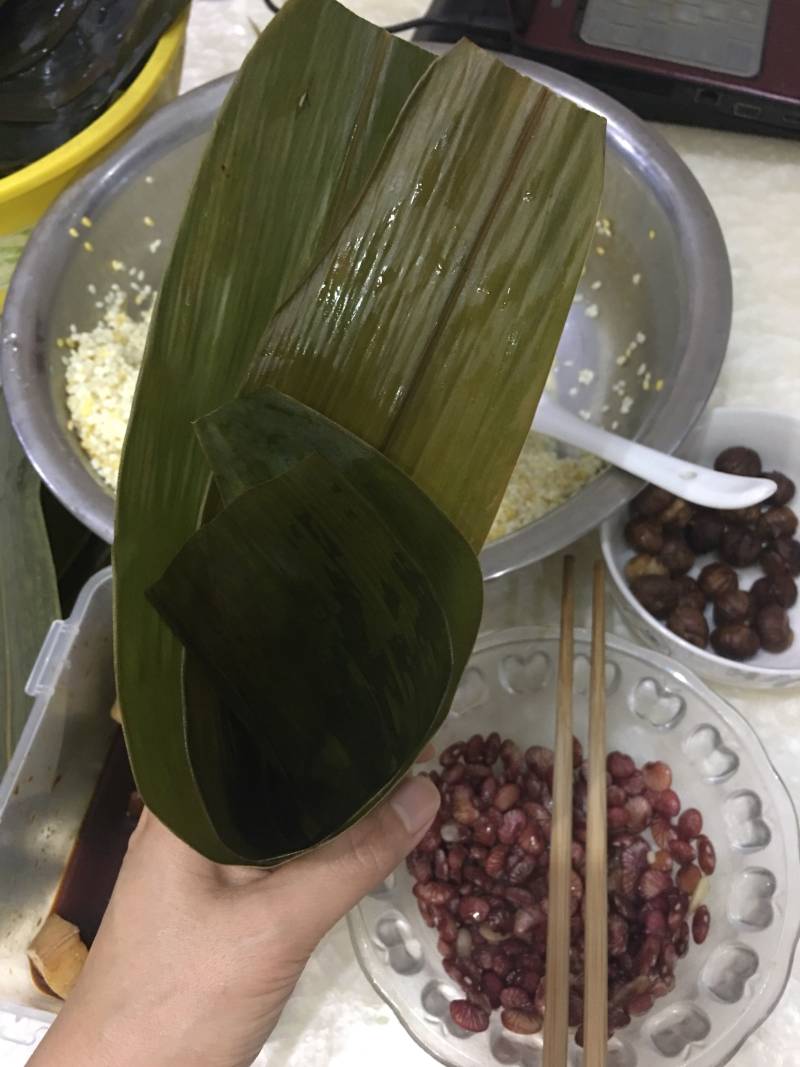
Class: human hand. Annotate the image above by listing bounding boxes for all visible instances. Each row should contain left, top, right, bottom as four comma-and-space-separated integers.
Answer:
30, 773, 440, 1067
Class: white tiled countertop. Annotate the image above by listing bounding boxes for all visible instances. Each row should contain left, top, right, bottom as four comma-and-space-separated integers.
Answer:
2, 2, 799, 1063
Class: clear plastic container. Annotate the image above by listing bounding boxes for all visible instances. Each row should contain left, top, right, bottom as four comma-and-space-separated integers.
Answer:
0, 568, 115, 1021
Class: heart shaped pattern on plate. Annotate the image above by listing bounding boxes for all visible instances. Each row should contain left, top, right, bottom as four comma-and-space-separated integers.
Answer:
573, 653, 621, 696
683, 723, 740, 783
648, 1003, 711, 1057
728, 868, 777, 929
702, 943, 759, 1003
499, 648, 551, 694
451, 667, 489, 716
628, 677, 686, 729
724, 790, 772, 851
375, 913, 424, 975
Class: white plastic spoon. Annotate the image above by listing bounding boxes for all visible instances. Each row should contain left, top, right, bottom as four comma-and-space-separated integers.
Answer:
533, 394, 776, 510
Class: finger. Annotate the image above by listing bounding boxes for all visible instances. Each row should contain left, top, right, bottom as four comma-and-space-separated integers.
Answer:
417, 742, 436, 763
272, 774, 440, 947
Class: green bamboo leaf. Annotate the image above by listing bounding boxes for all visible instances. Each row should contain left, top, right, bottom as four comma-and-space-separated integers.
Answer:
245, 39, 605, 550
115, 0, 603, 864
115, 0, 434, 859
148, 436, 478, 862
0, 395, 59, 772
172, 390, 482, 860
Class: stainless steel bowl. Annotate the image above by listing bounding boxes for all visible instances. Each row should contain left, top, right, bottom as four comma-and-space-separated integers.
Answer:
0, 51, 731, 576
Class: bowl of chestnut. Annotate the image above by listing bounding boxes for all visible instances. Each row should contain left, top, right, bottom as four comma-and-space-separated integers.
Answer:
601, 407, 800, 689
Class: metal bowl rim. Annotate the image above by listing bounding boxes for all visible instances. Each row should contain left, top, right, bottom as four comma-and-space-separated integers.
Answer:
0, 51, 731, 567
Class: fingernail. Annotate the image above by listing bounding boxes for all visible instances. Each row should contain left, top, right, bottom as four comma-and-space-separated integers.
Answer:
390, 775, 441, 835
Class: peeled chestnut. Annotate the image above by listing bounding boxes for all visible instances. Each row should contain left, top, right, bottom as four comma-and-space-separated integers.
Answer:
755, 603, 794, 653
760, 537, 800, 578
660, 497, 694, 530
625, 554, 669, 581
631, 485, 674, 518
698, 561, 738, 600
667, 605, 709, 649
724, 505, 762, 526
711, 624, 760, 661
674, 575, 706, 612
659, 537, 695, 576
631, 575, 679, 619
625, 517, 664, 555
720, 527, 763, 568
758, 506, 799, 541
763, 470, 795, 508
713, 589, 753, 627
714, 446, 761, 478
686, 512, 724, 553
750, 574, 798, 610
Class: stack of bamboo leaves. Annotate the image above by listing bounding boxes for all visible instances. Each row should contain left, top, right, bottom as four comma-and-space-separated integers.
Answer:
114, 0, 605, 866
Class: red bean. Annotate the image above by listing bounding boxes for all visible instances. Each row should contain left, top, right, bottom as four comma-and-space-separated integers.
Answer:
628, 992, 654, 1016
607, 751, 636, 779
479, 775, 498, 806
651, 818, 678, 850
494, 783, 521, 812
608, 915, 629, 956
500, 986, 534, 1011
484, 844, 508, 878
697, 835, 716, 875
440, 742, 465, 767
651, 849, 673, 872
669, 839, 696, 865
508, 856, 536, 884
450, 999, 489, 1032
642, 760, 672, 791
677, 807, 703, 840
498, 808, 526, 845
415, 881, 457, 905
608, 806, 628, 831
607, 784, 627, 807
654, 789, 681, 817
639, 869, 672, 899
625, 795, 652, 832
692, 904, 711, 944
525, 745, 554, 776
518, 821, 545, 856
480, 969, 503, 1008
623, 772, 645, 796
406, 851, 432, 883
501, 1008, 542, 1035
677, 864, 702, 895
485, 732, 502, 765
443, 763, 466, 785
472, 815, 498, 847
452, 784, 480, 825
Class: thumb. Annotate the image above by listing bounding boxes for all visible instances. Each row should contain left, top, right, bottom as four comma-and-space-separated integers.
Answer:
273, 774, 440, 947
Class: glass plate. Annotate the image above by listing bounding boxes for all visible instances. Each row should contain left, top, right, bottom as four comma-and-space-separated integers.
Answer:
348, 626, 800, 1067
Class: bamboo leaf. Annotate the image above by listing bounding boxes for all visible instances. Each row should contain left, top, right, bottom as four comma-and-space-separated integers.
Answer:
245, 39, 605, 550
0, 394, 59, 772
115, 0, 435, 859
177, 390, 481, 860
115, 0, 604, 864
148, 416, 480, 861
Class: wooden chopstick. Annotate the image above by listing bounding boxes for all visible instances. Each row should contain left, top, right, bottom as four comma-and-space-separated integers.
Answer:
543, 555, 575, 1067
583, 560, 609, 1066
